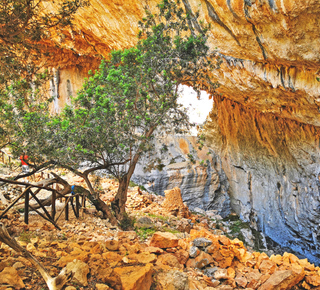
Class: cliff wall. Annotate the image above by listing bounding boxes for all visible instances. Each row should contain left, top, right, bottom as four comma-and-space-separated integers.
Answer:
43, 0, 320, 263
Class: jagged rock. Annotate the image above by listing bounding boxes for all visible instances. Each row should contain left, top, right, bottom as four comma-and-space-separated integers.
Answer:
156, 253, 183, 270
114, 263, 153, 290
192, 237, 212, 248
0, 267, 25, 289
203, 266, 218, 277
186, 251, 214, 269
214, 269, 228, 280
161, 187, 191, 218
189, 246, 200, 258
259, 259, 277, 275
173, 249, 189, 265
143, 246, 164, 254
176, 219, 192, 233
156, 270, 189, 290
66, 259, 90, 286
259, 267, 305, 290
148, 232, 179, 248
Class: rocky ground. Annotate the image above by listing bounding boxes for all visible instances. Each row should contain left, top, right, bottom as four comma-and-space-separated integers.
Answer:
1, 167, 320, 289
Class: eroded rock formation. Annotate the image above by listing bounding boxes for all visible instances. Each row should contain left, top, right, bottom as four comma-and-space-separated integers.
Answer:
131, 135, 231, 218
41, 0, 320, 263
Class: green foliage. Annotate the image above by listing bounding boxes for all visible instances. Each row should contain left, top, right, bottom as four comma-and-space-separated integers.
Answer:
0, 0, 220, 221
147, 213, 169, 222
19, 230, 37, 243
0, 0, 88, 84
135, 227, 157, 240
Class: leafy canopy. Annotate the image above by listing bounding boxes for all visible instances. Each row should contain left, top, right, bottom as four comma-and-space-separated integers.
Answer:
2, 0, 220, 184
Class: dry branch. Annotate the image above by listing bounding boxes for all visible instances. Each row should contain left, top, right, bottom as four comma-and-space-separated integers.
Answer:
0, 223, 73, 290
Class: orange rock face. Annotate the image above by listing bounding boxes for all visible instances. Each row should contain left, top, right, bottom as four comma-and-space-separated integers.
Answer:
39, 0, 320, 263
161, 187, 191, 218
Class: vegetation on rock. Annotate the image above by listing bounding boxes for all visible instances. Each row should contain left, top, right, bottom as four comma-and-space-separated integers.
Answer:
0, 0, 219, 223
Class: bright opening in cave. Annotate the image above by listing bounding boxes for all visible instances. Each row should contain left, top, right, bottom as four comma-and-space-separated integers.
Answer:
178, 85, 213, 135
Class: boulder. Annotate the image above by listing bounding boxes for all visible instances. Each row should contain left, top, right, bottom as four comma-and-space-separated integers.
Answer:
114, 263, 153, 290
156, 253, 183, 269
105, 239, 119, 251
66, 259, 90, 286
0, 267, 25, 289
162, 187, 191, 218
156, 270, 189, 290
259, 266, 305, 290
148, 232, 179, 248
192, 237, 212, 249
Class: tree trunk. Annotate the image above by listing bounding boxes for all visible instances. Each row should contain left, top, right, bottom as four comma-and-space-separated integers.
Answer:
111, 154, 140, 221
111, 175, 130, 221
74, 186, 118, 225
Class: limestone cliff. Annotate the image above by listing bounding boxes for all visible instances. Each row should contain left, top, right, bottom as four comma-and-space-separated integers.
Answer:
43, 0, 320, 263
131, 135, 231, 218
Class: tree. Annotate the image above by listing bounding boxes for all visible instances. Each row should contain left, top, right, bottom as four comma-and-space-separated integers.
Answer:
0, 0, 88, 149
0, 0, 220, 224
0, 0, 88, 83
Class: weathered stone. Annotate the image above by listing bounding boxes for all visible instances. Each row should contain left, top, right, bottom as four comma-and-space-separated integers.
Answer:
117, 231, 137, 241
114, 263, 153, 290
259, 259, 277, 275
245, 269, 262, 289
127, 252, 157, 264
95, 284, 110, 290
148, 232, 179, 248
156, 253, 183, 270
235, 275, 247, 288
143, 246, 164, 254
105, 239, 119, 251
66, 259, 90, 286
214, 269, 228, 280
203, 267, 219, 277
174, 249, 189, 265
305, 275, 320, 287
156, 270, 189, 290
189, 246, 200, 258
192, 238, 212, 248
0, 267, 25, 289
161, 187, 191, 218
259, 267, 305, 290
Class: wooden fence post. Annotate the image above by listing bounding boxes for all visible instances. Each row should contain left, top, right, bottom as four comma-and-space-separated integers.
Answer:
51, 191, 56, 220
24, 189, 29, 224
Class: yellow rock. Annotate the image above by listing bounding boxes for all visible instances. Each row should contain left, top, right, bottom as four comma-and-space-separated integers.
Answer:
114, 263, 153, 290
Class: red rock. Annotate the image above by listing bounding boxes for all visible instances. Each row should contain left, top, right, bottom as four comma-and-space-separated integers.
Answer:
143, 246, 164, 254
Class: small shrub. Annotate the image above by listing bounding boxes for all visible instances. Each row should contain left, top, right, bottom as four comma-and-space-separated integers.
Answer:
19, 230, 36, 243
135, 227, 157, 240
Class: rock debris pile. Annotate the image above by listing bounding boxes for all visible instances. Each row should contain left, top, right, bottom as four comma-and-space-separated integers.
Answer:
1, 174, 320, 289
